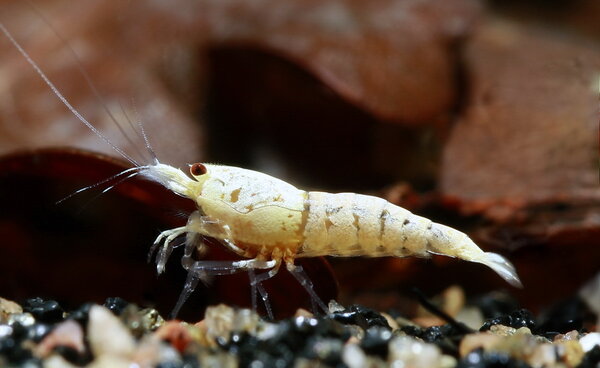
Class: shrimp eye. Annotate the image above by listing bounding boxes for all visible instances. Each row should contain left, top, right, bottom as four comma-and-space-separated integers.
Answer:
190, 163, 207, 176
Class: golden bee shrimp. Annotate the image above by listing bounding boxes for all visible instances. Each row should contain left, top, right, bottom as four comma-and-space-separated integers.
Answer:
1, 21, 522, 320
144, 162, 522, 318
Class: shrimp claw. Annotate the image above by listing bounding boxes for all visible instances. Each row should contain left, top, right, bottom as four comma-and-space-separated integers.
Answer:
150, 226, 187, 274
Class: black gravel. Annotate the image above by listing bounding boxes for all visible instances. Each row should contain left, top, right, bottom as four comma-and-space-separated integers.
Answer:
0, 323, 44, 366
67, 302, 94, 327
53, 345, 93, 366
470, 292, 520, 319
457, 348, 532, 368
221, 316, 352, 368
401, 323, 467, 354
360, 326, 393, 357
25, 323, 53, 343
0, 296, 597, 368
22, 297, 64, 324
156, 358, 200, 368
329, 304, 391, 330
535, 297, 594, 337
103, 296, 130, 316
480, 309, 536, 332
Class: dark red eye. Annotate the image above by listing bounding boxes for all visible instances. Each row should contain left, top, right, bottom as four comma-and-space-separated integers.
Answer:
190, 163, 207, 176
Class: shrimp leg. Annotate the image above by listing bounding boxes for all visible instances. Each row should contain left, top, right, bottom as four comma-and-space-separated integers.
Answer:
286, 263, 328, 314
172, 257, 279, 318
149, 226, 187, 270
156, 213, 284, 318
249, 261, 282, 320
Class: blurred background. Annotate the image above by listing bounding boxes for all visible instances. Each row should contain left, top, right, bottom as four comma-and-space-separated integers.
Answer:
0, 0, 598, 320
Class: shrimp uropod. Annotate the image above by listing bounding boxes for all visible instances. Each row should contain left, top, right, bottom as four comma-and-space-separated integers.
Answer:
0, 21, 522, 320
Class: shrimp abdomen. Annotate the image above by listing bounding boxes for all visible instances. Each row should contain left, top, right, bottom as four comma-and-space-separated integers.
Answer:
297, 192, 522, 287
299, 192, 431, 258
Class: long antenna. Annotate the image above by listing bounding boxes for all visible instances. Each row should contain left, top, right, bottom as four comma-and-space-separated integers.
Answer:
118, 100, 154, 163
0, 22, 139, 167
131, 97, 159, 164
27, 3, 151, 165
55, 165, 145, 204
74, 171, 142, 215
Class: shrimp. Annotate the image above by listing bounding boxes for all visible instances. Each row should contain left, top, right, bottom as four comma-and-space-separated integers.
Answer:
145, 162, 522, 318
0, 21, 522, 320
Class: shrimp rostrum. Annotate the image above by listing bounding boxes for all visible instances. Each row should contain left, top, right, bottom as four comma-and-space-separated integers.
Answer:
1, 21, 521, 320
145, 162, 522, 318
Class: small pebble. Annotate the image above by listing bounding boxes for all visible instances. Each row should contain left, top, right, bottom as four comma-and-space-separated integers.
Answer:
305, 337, 343, 365
0, 297, 23, 323
119, 304, 165, 338
536, 297, 592, 337
44, 355, 78, 368
23, 298, 64, 324
86, 355, 132, 368
103, 297, 129, 316
579, 332, 600, 352
528, 343, 556, 367
360, 326, 392, 357
10, 321, 30, 341
87, 305, 135, 359
155, 321, 196, 352
456, 307, 485, 331
202, 304, 242, 344
134, 335, 180, 367
489, 324, 519, 337
470, 292, 520, 319
388, 335, 455, 368
139, 308, 165, 331
329, 304, 391, 330
556, 339, 584, 367
480, 309, 535, 332
578, 345, 600, 368
35, 319, 85, 357
67, 303, 93, 326
0, 325, 13, 338
52, 345, 91, 366
401, 323, 465, 354
456, 349, 531, 368
342, 343, 367, 368
27, 323, 52, 342
459, 332, 502, 357
7, 313, 35, 327
553, 330, 579, 341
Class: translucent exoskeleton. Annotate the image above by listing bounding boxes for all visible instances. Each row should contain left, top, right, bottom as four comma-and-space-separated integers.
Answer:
1, 21, 522, 320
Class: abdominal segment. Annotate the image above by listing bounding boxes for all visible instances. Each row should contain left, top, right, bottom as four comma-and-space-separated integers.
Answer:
298, 192, 432, 258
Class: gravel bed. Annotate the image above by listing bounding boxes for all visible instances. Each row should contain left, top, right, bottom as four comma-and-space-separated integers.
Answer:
1, 288, 599, 368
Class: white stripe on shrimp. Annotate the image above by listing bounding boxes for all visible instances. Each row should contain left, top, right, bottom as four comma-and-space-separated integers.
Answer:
1, 21, 522, 321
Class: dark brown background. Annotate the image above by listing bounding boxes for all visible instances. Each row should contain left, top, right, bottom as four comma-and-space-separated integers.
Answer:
0, 0, 598, 320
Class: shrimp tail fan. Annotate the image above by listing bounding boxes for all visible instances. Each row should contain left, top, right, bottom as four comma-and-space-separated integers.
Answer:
482, 252, 523, 288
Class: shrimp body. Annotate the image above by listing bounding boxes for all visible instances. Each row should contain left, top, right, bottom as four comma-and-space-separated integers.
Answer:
145, 162, 522, 293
